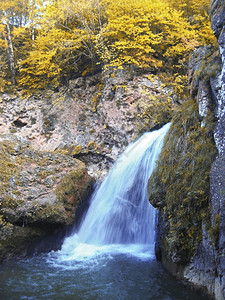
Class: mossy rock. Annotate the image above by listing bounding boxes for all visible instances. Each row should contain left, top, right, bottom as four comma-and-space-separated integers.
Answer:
148, 98, 218, 264
55, 168, 93, 224
0, 135, 94, 262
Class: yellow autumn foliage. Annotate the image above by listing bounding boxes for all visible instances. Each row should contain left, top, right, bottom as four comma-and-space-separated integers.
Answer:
0, 0, 216, 93
98, 0, 202, 70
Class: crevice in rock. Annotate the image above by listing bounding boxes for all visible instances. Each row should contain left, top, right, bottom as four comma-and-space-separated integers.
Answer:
13, 119, 28, 127
73, 151, 114, 164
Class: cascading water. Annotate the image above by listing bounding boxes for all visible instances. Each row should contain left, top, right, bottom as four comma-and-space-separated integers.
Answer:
59, 123, 171, 259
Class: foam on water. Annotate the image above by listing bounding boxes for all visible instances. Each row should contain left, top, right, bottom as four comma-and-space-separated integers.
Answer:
48, 243, 155, 271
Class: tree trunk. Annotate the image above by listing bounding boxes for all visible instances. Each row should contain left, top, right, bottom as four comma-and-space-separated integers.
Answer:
32, 27, 35, 42
6, 23, 16, 85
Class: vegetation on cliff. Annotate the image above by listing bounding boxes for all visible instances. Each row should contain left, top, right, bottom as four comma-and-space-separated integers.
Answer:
148, 99, 218, 264
0, 0, 215, 95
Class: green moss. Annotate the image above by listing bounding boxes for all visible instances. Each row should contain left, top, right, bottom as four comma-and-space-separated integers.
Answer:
72, 145, 83, 155
1, 196, 24, 210
43, 118, 51, 128
148, 98, 218, 264
0, 215, 14, 240
136, 92, 175, 133
55, 169, 86, 205
92, 95, 98, 113
9, 128, 17, 134
0, 138, 64, 241
209, 213, 220, 249
194, 48, 221, 81
78, 113, 87, 122
37, 169, 55, 180
0, 134, 91, 260
0, 225, 47, 261
58, 141, 103, 157
30, 201, 63, 221
0, 141, 24, 240
89, 129, 96, 134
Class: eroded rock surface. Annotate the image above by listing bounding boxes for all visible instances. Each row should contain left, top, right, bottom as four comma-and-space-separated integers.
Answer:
210, 1, 225, 298
0, 67, 175, 262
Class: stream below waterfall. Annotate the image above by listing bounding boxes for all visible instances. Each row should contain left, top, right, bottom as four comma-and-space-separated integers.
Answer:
0, 124, 207, 299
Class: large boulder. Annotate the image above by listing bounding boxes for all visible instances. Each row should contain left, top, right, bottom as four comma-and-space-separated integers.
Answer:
0, 135, 93, 262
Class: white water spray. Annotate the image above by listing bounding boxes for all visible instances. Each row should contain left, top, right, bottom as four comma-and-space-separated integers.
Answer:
59, 123, 170, 260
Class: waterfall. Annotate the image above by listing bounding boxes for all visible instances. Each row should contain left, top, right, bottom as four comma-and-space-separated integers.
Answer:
59, 123, 170, 259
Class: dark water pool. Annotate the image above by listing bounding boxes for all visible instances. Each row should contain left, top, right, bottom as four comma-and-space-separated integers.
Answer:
0, 247, 206, 300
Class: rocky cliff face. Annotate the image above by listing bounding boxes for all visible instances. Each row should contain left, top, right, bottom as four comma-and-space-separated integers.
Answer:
148, 1, 225, 299
209, 1, 225, 298
0, 71, 174, 178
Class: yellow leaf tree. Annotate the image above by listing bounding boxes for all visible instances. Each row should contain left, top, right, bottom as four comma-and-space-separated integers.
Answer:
19, 0, 105, 91
5, 0, 216, 93
0, 0, 43, 90
98, 0, 200, 71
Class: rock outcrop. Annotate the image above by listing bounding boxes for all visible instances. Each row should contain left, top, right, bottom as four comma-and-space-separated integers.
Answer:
148, 1, 225, 299
0, 71, 174, 178
209, 1, 225, 298
0, 135, 93, 262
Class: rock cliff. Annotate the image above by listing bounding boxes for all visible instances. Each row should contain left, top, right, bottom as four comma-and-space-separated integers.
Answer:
148, 1, 225, 299
0, 70, 174, 178
210, 1, 225, 298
